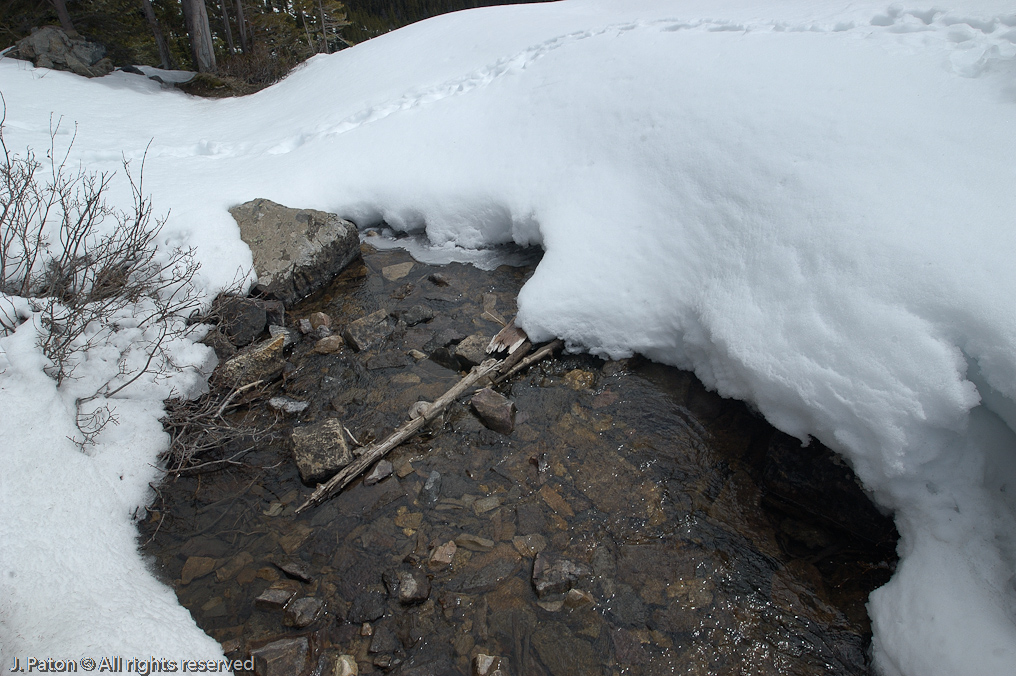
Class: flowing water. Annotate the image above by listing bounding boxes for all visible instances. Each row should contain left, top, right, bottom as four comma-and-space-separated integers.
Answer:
140, 242, 897, 675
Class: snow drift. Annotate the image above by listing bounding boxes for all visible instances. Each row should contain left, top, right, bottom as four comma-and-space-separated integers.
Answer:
2, 0, 1015, 674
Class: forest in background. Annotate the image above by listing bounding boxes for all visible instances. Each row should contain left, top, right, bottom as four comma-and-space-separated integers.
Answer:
0, 0, 554, 88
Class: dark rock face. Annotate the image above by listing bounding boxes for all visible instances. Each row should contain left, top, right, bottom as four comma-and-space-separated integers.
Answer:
250, 637, 309, 676
213, 295, 268, 347
290, 419, 354, 484
10, 27, 114, 78
230, 199, 360, 307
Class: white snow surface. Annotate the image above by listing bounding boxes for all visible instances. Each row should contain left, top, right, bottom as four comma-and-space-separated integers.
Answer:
2, 0, 1016, 673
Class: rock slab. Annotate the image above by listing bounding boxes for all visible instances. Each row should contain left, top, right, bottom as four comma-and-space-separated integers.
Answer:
11, 27, 114, 77
230, 199, 360, 307
250, 637, 309, 676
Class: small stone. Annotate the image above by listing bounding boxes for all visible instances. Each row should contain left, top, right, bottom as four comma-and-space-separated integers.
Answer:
428, 273, 450, 286
291, 419, 354, 484
269, 396, 310, 414
400, 305, 435, 326
254, 580, 300, 610
409, 349, 427, 360
537, 599, 564, 612
216, 552, 254, 582
250, 637, 309, 676
473, 496, 503, 515
397, 570, 431, 604
297, 318, 314, 334
422, 470, 442, 506
284, 596, 324, 627
455, 534, 495, 552
470, 388, 516, 435
276, 559, 313, 582
367, 351, 410, 370
309, 311, 332, 329
532, 552, 591, 598
564, 588, 595, 609
343, 309, 394, 351
395, 460, 415, 478
313, 335, 345, 354
454, 334, 489, 368
429, 540, 457, 569
201, 596, 228, 617
180, 556, 218, 585
369, 625, 400, 653
372, 655, 392, 669
382, 262, 415, 281
364, 460, 393, 486
361, 622, 373, 636
393, 507, 423, 529
268, 324, 296, 346
217, 334, 286, 387
473, 654, 508, 676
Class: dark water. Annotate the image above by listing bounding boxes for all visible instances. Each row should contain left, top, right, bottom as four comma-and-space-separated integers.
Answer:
140, 243, 896, 675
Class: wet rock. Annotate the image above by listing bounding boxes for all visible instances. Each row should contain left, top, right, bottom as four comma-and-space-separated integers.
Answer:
515, 503, 546, 533
290, 419, 353, 484
383, 262, 415, 281
254, 580, 300, 610
532, 552, 590, 598
454, 334, 489, 368
610, 629, 648, 666
369, 624, 401, 653
538, 484, 575, 517
284, 596, 324, 627
563, 369, 595, 390
448, 544, 521, 593
268, 324, 296, 347
472, 496, 502, 515
332, 655, 358, 676
10, 27, 114, 77
365, 460, 393, 486
343, 309, 395, 351
473, 655, 508, 676
199, 327, 236, 361
268, 396, 309, 414
428, 273, 450, 286
428, 541, 457, 569
393, 508, 423, 530
250, 637, 309, 676
423, 328, 467, 354
313, 335, 345, 354
531, 624, 599, 676
455, 534, 495, 552
181, 556, 218, 585
348, 587, 387, 623
179, 536, 230, 558
397, 570, 431, 605
470, 388, 516, 435
564, 588, 595, 609
230, 199, 360, 307
297, 318, 314, 334
373, 655, 393, 669
367, 351, 410, 370
606, 583, 648, 627
217, 334, 286, 387
512, 533, 548, 557
422, 471, 442, 506
400, 305, 434, 326
213, 295, 267, 347
216, 551, 254, 582
276, 559, 313, 582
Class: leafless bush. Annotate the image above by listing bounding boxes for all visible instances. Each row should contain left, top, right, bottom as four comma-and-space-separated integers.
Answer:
0, 95, 204, 446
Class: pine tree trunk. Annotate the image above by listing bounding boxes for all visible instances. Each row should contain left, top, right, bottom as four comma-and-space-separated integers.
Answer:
49, 0, 75, 33
139, 0, 175, 69
220, 0, 236, 54
182, 0, 218, 72
235, 0, 249, 52
317, 0, 330, 53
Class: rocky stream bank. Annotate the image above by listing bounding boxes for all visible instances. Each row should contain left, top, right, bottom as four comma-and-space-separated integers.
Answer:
140, 203, 898, 676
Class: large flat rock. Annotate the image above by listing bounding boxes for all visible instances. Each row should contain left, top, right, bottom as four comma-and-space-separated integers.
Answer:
231, 199, 360, 307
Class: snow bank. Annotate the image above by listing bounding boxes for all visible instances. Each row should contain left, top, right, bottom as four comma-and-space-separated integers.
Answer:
2, 0, 1016, 673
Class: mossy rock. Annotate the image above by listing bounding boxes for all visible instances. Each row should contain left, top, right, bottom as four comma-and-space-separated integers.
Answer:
175, 72, 249, 98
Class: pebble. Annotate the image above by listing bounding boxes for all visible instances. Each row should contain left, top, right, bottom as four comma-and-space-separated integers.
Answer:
268, 396, 310, 414
422, 470, 442, 506
313, 335, 345, 354
429, 540, 457, 569
284, 596, 324, 627
364, 460, 393, 486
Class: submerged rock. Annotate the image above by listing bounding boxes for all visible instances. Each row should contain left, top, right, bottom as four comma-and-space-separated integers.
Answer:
343, 309, 395, 351
250, 637, 309, 676
470, 388, 516, 435
230, 199, 360, 307
284, 596, 323, 627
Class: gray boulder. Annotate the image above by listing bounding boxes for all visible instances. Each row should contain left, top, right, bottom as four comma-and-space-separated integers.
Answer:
230, 199, 360, 307
11, 27, 114, 78
290, 419, 353, 484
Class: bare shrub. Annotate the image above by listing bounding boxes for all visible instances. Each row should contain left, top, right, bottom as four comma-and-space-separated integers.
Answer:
0, 95, 203, 446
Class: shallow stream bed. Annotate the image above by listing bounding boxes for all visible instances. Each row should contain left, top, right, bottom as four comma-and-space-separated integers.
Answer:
140, 243, 897, 676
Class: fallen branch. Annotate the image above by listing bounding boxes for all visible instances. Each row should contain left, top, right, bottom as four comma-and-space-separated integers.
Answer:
493, 339, 564, 385
295, 357, 504, 513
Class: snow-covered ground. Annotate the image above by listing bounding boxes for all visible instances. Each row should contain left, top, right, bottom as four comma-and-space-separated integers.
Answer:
2, 0, 1015, 673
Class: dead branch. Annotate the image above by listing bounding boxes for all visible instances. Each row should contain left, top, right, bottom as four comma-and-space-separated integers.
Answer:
493, 339, 564, 385
296, 357, 505, 513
